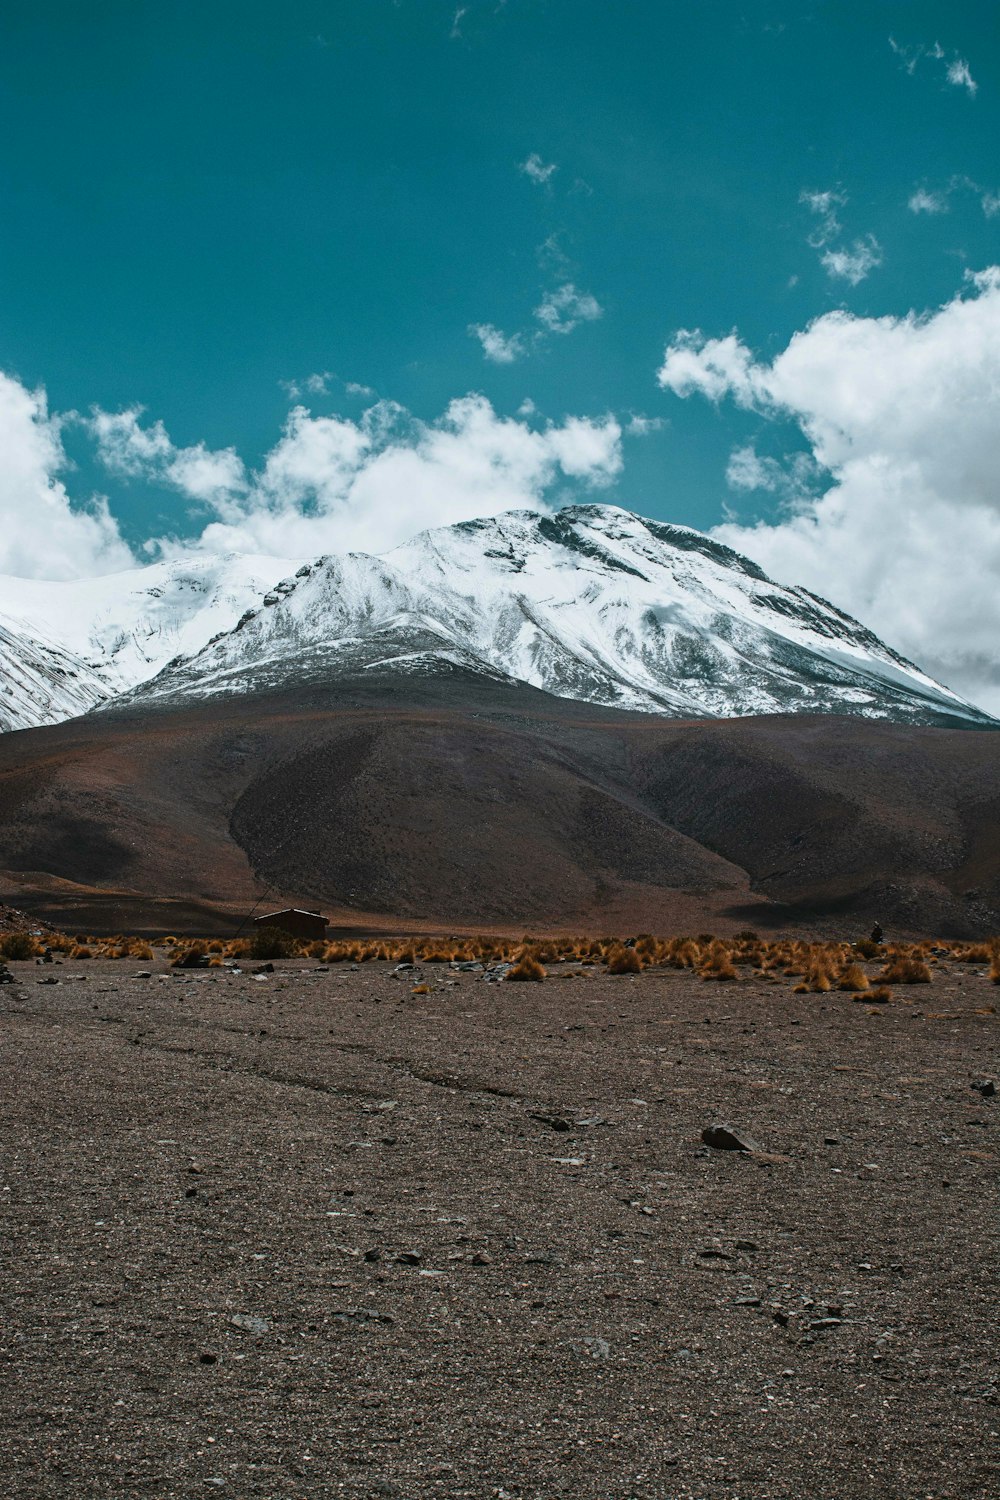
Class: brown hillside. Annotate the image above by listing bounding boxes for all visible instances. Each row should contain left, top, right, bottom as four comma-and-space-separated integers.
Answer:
0, 673, 997, 935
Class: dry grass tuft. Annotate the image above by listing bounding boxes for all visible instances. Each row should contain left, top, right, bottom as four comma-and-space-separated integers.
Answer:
506, 953, 546, 982
606, 945, 642, 975
880, 957, 932, 985
0, 931, 36, 960
956, 943, 991, 963
837, 963, 869, 991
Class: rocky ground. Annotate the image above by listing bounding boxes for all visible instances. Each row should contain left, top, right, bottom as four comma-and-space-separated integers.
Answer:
1, 954, 997, 1499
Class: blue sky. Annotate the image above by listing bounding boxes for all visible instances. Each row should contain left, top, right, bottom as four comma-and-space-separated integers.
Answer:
2, 1, 1000, 705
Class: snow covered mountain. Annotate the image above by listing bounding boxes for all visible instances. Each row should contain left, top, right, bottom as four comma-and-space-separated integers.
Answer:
112, 505, 992, 728
0, 552, 299, 731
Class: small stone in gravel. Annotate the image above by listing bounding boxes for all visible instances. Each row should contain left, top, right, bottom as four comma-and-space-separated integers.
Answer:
198, 1352, 218, 1365
229, 1313, 270, 1334
702, 1123, 762, 1152
471, 1251, 492, 1266
37, 976, 59, 985
824, 1136, 841, 1146
971, 1079, 996, 1098
733, 1296, 762, 1306
572, 1336, 610, 1359
364, 1248, 381, 1262
530, 1112, 572, 1131
395, 1250, 422, 1265
133, 971, 152, 979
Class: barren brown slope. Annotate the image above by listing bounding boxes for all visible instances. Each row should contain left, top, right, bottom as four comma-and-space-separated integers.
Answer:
0, 669, 997, 935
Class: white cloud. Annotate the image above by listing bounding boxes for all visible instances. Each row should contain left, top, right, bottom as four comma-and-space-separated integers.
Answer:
657, 270, 1000, 713
800, 188, 845, 247
520, 153, 557, 186
906, 176, 1000, 219
725, 445, 820, 498
625, 414, 665, 437
946, 57, 977, 96
908, 187, 949, 215
182, 395, 623, 560
534, 283, 603, 335
0, 372, 132, 580
163, 445, 248, 504
725, 445, 782, 492
345, 380, 376, 398
90, 408, 247, 503
820, 235, 883, 285
281, 371, 335, 400
657, 330, 764, 406
800, 191, 881, 283
889, 37, 921, 75
468, 322, 524, 364
890, 37, 978, 96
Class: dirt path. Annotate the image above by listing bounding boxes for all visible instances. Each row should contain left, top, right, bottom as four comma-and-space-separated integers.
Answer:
1, 958, 997, 1498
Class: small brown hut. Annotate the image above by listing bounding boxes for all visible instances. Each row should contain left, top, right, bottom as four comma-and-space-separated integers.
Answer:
253, 908, 327, 941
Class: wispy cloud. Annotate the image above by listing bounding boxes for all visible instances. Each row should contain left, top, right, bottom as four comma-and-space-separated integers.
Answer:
468, 322, 524, 364
625, 414, 665, 437
946, 56, 977, 96
520, 152, 558, 187
534, 282, 603, 335
281, 371, 333, 401
820, 236, 883, 286
889, 37, 978, 96
906, 175, 1000, 219
800, 191, 882, 284
908, 187, 949, 215
800, 188, 845, 248
450, 6, 468, 39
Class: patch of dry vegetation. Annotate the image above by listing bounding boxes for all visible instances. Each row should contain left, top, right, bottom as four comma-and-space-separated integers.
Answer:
506, 951, 547, 982
879, 955, 933, 985
2, 925, 997, 1005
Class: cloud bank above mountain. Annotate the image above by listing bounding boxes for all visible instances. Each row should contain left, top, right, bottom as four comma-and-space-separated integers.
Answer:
0, 388, 623, 579
658, 267, 1000, 713
3, 265, 1000, 715
0, 373, 132, 581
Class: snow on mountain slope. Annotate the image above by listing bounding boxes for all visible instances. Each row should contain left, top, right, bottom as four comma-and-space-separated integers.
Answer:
0, 552, 299, 730
0, 611, 112, 733
123, 505, 993, 728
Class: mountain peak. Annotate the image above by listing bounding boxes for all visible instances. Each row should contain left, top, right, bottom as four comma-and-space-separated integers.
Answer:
1, 503, 993, 732
91, 503, 992, 730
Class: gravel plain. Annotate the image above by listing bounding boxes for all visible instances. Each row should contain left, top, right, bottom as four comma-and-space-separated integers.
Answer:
1, 954, 998, 1499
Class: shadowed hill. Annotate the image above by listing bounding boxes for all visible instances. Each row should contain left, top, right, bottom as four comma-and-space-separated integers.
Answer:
0, 669, 997, 936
